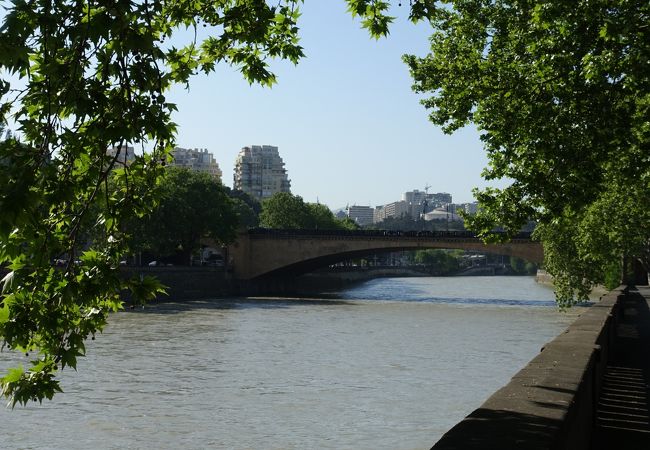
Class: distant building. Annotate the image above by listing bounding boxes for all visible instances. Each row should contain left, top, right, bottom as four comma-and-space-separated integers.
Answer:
374, 200, 410, 223
460, 202, 479, 215
107, 145, 136, 167
346, 205, 374, 226
429, 192, 452, 206
233, 145, 291, 201
171, 147, 223, 181
402, 190, 428, 205
423, 207, 462, 222
402, 190, 453, 219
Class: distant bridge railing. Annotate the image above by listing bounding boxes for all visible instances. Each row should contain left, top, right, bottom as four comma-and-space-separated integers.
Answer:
247, 228, 533, 241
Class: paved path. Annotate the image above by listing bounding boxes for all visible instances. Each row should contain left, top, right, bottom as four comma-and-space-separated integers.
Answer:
591, 286, 650, 449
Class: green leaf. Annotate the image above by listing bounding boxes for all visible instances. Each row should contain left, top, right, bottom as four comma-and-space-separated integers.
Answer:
1, 366, 24, 385
0, 302, 9, 324
1, 270, 14, 294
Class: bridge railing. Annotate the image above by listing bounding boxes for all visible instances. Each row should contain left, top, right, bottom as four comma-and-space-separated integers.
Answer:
246, 228, 533, 240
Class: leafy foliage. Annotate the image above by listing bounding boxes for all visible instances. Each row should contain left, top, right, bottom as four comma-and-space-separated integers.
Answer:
259, 192, 355, 230
225, 188, 262, 228
405, 0, 650, 305
129, 167, 239, 264
508, 256, 537, 276
413, 249, 462, 275
0, 0, 431, 405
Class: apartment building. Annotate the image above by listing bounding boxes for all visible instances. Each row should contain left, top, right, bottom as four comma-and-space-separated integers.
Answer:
106, 145, 136, 167
402, 190, 453, 218
374, 200, 410, 223
233, 145, 291, 201
171, 147, 223, 181
346, 205, 375, 226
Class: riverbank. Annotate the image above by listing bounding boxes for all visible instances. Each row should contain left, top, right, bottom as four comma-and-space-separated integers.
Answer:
119, 266, 549, 301
535, 269, 610, 299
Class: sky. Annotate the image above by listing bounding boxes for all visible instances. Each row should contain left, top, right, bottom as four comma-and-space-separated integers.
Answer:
166, 2, 511, 210
5, 2, 507, 211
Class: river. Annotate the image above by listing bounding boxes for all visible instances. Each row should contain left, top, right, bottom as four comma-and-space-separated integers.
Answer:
0, 276, 581, 449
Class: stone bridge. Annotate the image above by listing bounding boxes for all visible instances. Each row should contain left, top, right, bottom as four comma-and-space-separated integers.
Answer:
227, 229, 543, 280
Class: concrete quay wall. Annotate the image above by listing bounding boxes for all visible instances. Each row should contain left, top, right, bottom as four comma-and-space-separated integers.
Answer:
120, 267, 236, 301
119, 267, 433, 300
431, 287, 624, 450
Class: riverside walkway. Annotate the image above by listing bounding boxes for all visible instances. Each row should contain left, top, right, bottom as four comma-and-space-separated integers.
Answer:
431, 285, 650, 450
590, 286, 650, 449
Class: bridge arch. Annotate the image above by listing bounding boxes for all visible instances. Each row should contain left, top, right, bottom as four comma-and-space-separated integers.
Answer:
228, 230, 543, 280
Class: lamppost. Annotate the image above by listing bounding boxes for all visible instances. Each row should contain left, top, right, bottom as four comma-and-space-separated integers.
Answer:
446, 203, 449, 232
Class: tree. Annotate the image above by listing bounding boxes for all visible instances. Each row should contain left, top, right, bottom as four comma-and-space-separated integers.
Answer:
259, 192, 311, 229
230, 198, 260, 229
306, 202, 353, 229
414, 249, 462, 275
0, 1, 432, 406
259, 192, 353, 230
225, 188, 262, 228
338, 216, 362, 231
508, 256, 537, 276
404, 1, 649, 305
130, 167, 239, 264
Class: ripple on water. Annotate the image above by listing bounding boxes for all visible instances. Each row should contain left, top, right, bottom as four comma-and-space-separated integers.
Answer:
0, 276, 580, 450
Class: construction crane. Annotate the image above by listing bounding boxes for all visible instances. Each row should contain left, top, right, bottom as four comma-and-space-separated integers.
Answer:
424, 183, 431, 194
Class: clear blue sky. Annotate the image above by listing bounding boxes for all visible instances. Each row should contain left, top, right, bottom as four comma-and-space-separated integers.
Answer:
0, 2, 508, 210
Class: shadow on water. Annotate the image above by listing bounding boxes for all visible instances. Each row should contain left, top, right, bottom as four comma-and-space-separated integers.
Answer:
125, 294, 594, 315
343, 296, 593, 308
126, 297, 357, 315
432, 407, 564, 449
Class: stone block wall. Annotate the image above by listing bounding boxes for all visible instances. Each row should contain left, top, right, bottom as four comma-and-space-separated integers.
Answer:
430, 287, 624, 450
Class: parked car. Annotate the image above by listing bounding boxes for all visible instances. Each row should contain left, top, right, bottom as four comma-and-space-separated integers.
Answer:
203, 254, 224, 267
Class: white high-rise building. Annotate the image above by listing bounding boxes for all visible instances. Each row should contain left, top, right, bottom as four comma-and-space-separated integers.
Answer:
402, 190, 428, 205
233, 145, 291, 200
171, 147, 223, 181
403, 190, 453, 215
106, 145, 136, 167
374, 201, 410, 223
429, 192, 452, 207
346, 205, 374, 226
461, 202, 480, 215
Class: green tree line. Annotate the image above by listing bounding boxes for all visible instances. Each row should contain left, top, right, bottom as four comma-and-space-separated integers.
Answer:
258, 192, 358, 230
126, 180, 357, 264
405, 0, 649, 305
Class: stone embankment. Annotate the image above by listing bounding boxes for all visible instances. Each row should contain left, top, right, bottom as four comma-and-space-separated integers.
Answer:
121, 266, 235, 301
120, 266, 547, 300
431, 286, 634, 450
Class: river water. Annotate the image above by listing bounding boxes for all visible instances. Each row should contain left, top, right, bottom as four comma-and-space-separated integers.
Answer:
1, 276, 581, 450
